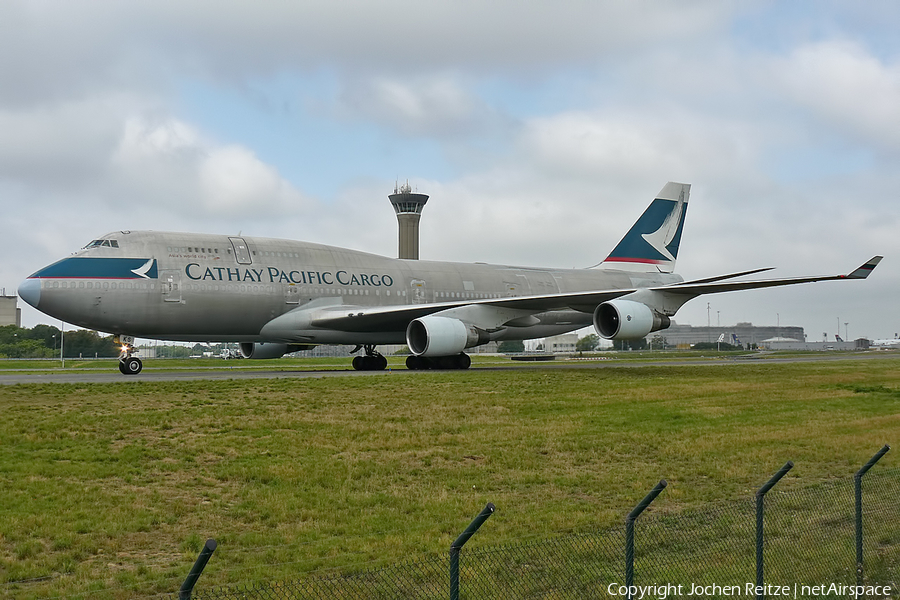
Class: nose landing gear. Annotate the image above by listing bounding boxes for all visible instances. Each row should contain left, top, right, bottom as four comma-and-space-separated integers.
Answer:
116, 336, 143, 375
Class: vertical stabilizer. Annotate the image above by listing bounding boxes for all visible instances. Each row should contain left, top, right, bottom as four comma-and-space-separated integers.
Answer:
600, 182, 690, 273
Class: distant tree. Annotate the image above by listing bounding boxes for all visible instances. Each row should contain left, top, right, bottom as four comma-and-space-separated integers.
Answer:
0, 325, 119, 358
498, 340, 525, 354
0, 338, 52, 358
62, 330, 119, 358
649, 335, 668, 350
155, 344, 193, 358
26, 324, 62, 348
576, 334, 599, 352
0, 325, 22, 345
393, 346, 411, 355
613, 338, 647, 351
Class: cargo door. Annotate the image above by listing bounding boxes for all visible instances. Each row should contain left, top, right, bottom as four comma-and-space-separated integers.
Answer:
410, 279, 429, 304
160, 270, 182, 303
284, 284, 300, 304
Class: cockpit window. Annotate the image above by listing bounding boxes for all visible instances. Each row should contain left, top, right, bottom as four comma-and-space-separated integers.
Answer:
84, 239, 119, 249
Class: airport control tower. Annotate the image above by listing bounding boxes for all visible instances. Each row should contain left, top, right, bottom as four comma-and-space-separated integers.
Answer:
388, 182, 429, 260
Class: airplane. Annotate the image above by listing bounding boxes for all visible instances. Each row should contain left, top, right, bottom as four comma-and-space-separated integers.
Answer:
17, 182, 882, 375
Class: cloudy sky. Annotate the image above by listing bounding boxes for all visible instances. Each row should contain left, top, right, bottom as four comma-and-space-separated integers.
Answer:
2, 1, 898, 341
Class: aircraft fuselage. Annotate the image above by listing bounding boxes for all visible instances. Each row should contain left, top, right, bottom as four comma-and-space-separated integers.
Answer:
21, 230, 681, 344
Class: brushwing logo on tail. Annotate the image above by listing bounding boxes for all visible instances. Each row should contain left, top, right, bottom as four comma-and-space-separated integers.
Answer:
603, 182, 690, 273
641, 189, 686, 263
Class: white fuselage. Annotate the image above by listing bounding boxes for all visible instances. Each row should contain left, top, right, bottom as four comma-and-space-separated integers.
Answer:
21, 230, 681, 345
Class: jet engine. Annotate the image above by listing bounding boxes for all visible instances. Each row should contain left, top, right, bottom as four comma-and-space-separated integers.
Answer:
406, 316, 490, 357
240, 342, 313, 359
593, 299, 671, 340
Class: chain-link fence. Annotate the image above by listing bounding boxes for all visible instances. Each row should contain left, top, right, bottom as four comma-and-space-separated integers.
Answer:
180, 462, 899, 600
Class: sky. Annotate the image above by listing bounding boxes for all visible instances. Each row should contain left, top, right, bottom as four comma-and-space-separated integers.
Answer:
1, 1, 898, 342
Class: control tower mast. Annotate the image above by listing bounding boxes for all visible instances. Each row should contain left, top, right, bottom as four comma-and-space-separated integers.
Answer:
388, 181, 429, 260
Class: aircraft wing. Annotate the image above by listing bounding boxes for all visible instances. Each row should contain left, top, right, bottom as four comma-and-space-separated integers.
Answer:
656, 256, 882, 297
265, 256, 882, 339
308, 289, 631, 333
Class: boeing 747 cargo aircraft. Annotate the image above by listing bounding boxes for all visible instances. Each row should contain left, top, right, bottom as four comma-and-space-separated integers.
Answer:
18, 182, 881, 374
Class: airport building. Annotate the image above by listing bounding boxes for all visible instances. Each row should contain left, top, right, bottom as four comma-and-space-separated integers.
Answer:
761, 338, 870, 351
655, 322, 806, 348
543, 333, 578, 353
0, 291, 20, 327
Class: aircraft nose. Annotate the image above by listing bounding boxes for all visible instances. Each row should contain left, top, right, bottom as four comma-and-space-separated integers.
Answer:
17, 278, 41, 309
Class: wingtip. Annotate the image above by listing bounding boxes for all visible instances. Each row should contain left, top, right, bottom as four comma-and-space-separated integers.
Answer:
846, 256, 883, 279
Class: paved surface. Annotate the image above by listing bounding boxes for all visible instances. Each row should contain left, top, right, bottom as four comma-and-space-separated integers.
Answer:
0, 352, 895, 385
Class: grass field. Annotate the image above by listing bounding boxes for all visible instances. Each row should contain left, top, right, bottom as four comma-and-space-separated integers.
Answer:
1, 355, 898, 598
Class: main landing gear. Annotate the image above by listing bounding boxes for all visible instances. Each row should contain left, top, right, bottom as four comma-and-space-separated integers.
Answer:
406, 353, 471, 370
351, 345, 388, 371
116, 336, 143, 375
349, 346, 472, 371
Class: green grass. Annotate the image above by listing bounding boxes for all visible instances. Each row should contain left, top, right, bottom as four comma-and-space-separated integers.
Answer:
0, 358, 898, 598
0, 348, 860, 372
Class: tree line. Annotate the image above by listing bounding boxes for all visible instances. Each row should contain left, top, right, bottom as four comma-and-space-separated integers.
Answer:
0, 325, 120, 358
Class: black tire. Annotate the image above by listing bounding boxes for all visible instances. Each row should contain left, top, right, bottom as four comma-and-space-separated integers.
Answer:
406, 355, 428, 370
455, 353, 471, 370
122, 357, 142, 375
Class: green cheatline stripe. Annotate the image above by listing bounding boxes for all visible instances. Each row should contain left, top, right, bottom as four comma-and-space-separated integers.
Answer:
29, 257, 158, 279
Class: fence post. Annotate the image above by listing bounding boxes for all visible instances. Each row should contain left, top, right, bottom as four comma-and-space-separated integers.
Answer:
625, 480, 667, 600
855, 444, 890, 586
755, 462, 792, 600
179, 539, 217, 600
450, 503, 494, 600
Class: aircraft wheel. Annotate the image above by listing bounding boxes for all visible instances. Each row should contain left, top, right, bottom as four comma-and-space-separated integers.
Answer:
455, 353, 471, 370
353, 355, 388, 371
121, 357, 143, 375
434, 355, 458, 370
406, 355, 427, 370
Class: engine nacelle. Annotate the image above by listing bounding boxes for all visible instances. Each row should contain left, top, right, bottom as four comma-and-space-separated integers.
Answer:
593, 300, 671, 340
406, 316, 490, 357
240, 342, 313, 359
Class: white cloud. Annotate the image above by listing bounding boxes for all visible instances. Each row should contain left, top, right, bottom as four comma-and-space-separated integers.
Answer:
198, 145, 306, 215
771, 41, 900, 151
338, 75, 504, 138
0, 95, 137, 188
0, 0, 732, 99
